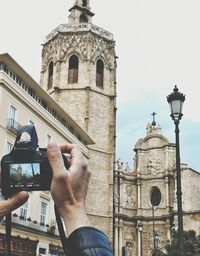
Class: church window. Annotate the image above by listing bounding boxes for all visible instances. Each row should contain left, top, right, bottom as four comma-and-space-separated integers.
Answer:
79, 14, 88, 23
150, 187, 161, 206
48, 61, 54, 90
82, 0, 87, 7
68, 55, 79, 83
96, 59, 104, 87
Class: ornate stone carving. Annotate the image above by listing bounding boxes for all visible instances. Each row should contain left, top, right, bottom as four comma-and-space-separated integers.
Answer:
42, 32, 114, 69
125, 242, 133, 256
146, 123, 162, 136
123, 185, 136, 208
147, 152, 164, 175
90, 36, 114, 67
117, 158, 123, 172
44, 23, 113, 44
124, 162, 131, 173
146, 228, 166, 256
124, 227, 135, 256
125, 226, 135, 241
114, 192, 119, 205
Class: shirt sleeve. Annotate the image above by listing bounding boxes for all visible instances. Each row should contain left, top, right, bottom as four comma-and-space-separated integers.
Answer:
66, 226, 113, 256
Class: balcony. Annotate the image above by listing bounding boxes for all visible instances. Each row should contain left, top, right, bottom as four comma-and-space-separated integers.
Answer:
7, 118, 22, 134
11, 214, 60, 236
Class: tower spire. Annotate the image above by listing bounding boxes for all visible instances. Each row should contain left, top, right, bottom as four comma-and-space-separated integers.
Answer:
68, 0, 94, 24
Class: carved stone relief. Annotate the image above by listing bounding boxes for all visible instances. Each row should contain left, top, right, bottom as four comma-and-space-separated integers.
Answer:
117, 158, 123, 171
125, 226, 136, 241
123, 185, 136, 208
124, 226, 135, 256
125, 242, 133, 256
88, 35, 114, 67
114, 192, 119, 206
42, 33, 114, 69
146, 226, 166, 256
146, 152, 164, 175
124, 162, 132, 173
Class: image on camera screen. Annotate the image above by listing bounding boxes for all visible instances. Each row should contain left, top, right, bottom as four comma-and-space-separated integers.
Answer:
9, 163, 40, 188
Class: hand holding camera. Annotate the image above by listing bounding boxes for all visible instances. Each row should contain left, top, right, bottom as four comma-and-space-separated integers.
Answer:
1, 125, 68, 196
48, 143, 91, 236
1, 125, 91, 235
0, 125, 113, 256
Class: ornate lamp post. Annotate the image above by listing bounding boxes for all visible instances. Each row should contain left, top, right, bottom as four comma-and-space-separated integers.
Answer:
167, 85, 185, 256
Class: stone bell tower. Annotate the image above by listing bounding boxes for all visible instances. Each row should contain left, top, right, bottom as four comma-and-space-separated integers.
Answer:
40, 0, 117, 241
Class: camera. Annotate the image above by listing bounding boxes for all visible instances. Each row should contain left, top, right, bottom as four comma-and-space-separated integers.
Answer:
1, 125, 68, 197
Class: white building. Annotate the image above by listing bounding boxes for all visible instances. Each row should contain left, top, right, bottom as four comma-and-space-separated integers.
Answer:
0, 53, 93, 255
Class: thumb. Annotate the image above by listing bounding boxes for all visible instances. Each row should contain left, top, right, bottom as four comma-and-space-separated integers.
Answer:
0, 191, 29, 217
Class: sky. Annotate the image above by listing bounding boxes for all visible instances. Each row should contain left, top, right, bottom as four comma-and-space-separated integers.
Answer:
1, 0, 200, 171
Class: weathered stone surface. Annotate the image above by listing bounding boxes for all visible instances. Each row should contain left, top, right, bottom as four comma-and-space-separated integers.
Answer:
115, 124, 200, 255
40, 5, 117, 243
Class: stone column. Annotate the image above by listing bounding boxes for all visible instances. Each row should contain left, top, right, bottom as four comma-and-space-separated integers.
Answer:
114, 218, 119, 256
165, 176, 169, 208
137, 225, 143, 256
119, 219, 123, 256
137, 180, 142, 209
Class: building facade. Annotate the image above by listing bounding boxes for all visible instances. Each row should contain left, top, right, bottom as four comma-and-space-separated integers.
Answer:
114, 123, 200, 256
0, 53, 93, 255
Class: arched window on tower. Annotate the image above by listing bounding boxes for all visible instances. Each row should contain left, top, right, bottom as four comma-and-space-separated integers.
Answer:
68, 55, 79, 84
48, 61, 53, 90
79, 14, 88, 23
82, 0, 87, 7
96, 59, 104, 87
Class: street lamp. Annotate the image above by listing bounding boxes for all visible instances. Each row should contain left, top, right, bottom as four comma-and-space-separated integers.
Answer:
167, 85, 185, 256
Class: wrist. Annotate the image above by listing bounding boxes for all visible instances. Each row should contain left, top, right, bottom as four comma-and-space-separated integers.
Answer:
59, 205, 91, 236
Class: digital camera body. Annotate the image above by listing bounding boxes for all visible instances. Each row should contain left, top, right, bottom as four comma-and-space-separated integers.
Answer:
1, 125, 67, 197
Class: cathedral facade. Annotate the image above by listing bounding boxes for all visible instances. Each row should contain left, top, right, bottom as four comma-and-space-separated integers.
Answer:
114, 123, 200, 256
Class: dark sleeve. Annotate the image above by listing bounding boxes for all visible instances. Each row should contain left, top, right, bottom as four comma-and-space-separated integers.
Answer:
66, 226, 113, 256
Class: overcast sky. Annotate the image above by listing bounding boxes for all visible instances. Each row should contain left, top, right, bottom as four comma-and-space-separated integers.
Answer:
1, 0, 200, 171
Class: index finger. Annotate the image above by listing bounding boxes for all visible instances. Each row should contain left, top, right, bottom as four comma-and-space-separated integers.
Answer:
60, 144, 83, 160
60, 144, 88, 174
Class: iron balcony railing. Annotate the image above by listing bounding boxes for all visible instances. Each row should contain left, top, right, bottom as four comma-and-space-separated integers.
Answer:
11, 214, 59, 236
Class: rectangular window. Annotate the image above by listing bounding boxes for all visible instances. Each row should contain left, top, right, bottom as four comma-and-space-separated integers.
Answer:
6, 142, 13, 153
39, 248, 46, 254
8, 105, 16, 127
20, 201, 28, 221
40, 202, 47, 225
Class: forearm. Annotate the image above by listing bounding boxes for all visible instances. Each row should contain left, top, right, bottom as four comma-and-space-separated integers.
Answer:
61, 206, 91, 236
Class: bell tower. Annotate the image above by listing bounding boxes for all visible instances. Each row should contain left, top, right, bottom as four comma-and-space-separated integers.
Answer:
68, 0, 94, 24
40, 0, 117, 241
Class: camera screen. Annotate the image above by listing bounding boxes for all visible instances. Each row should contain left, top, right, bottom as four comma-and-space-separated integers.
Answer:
9, 163, 40, 188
